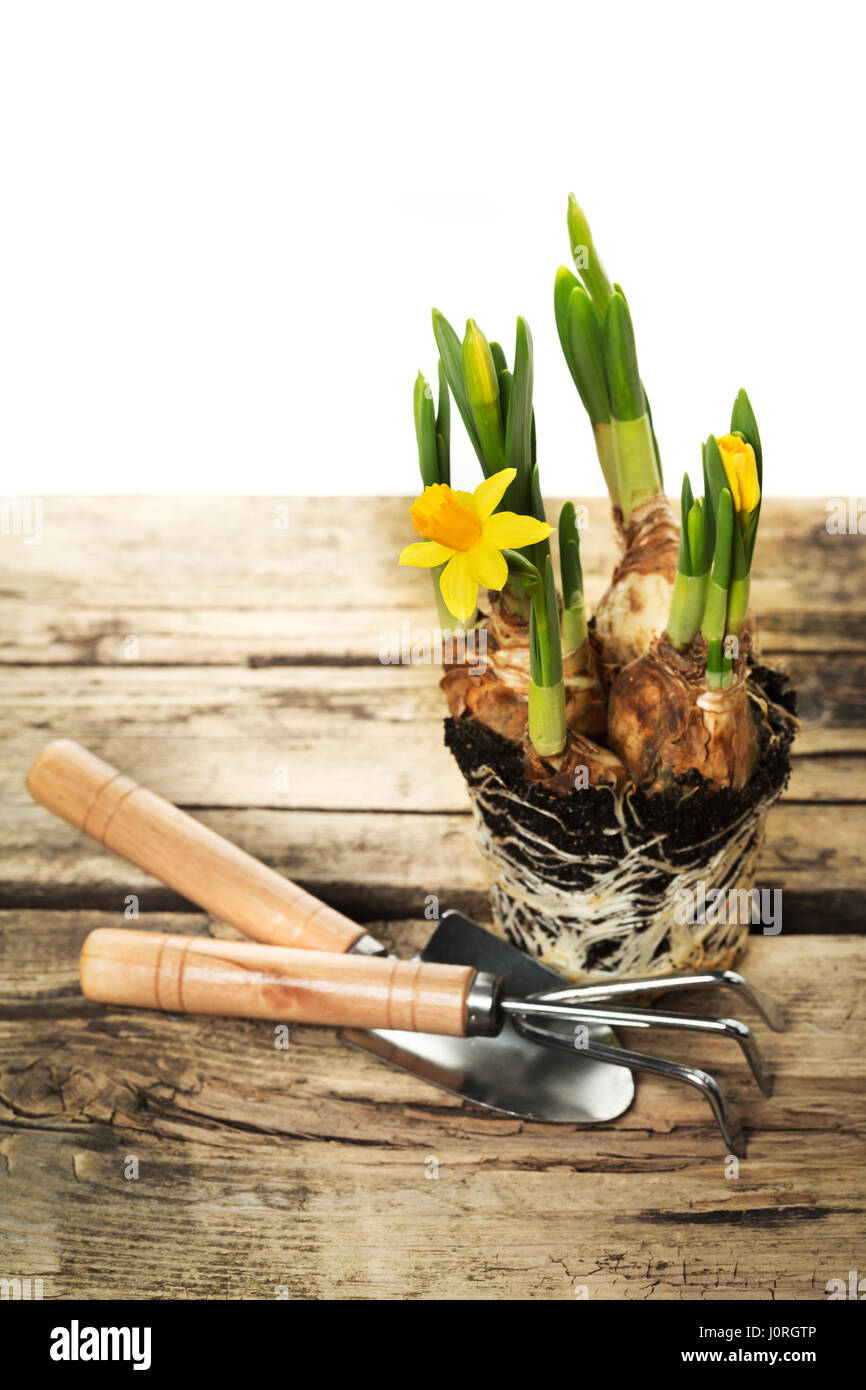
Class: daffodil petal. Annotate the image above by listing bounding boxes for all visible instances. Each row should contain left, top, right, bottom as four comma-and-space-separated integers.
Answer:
471, 467, 517, 520
717, 435, 760, 514
439, 551, 478, 621
482, 512, 553, 548
398, 541, 456, 568
468, 541, 508, 591
452, 489, 475, 512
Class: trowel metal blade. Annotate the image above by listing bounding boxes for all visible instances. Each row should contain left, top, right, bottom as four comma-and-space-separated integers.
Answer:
340, 910, 634, 1124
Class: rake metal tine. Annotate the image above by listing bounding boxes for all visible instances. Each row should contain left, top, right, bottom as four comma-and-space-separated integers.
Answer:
505, 999, 772, 1096
512, 1014, 747, 1157
534, 969, 788, 1032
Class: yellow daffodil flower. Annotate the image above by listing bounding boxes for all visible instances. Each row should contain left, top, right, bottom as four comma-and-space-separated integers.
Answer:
717, 434, 760, 515
399, 467, 552, 620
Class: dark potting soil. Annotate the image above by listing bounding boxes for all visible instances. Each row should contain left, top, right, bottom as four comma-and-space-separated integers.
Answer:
445, 661, 797, 885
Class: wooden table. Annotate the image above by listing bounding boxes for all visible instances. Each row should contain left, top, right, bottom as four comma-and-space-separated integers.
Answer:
1, 497, 864, 1300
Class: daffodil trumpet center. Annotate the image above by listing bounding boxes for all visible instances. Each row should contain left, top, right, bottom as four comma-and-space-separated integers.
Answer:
410, 484, 482, 551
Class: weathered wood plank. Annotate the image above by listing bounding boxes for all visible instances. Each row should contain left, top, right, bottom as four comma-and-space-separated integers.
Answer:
1, 918, 863, 1299
2, 602, 863, 664
0, 661, 862, 815
1, 802, 863, 932
2, 495, 863, 1302
1, 498, 863, 661
786, 755, 866, 803
3, 1121, 862, 1300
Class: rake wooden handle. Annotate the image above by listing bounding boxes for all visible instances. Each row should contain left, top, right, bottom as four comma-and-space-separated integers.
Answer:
27, 740, 366, 954
80, 929, 477, 1035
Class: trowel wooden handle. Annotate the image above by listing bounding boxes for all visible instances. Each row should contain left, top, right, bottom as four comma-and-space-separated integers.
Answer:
80, 929, 479, 1036
27, 740, 366, 954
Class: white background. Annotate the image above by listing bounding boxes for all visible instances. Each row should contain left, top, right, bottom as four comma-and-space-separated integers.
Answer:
1, 1, 863, 498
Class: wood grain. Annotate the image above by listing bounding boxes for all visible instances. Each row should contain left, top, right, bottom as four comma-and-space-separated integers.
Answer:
1, 496, 863, 662
2, 801, 863, 932
1, 497, 864, 1301
1, 915, 864, 1300
1, 662, 862, 816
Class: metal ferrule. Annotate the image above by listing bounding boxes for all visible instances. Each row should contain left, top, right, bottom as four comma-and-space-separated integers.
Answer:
464, 970, 503, 1037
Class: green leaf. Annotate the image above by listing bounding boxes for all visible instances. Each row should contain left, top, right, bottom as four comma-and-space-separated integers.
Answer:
489, 344, 510, 433
687, 501, 705, 576
436, 359, 450, 452
544, 554, 563, 687
413, 371, 424, 452
525, 461, 551, 576
527, 677, 566, 757
558, 501, 584, 603
529, 461, 546, 524
504, 316, 534, 513
432, 308, 488, 474
701, 488, 734, 663
436, 432, 449, 487
730, 513, 749, 580
730, 387, 762, 569
705, 637, 725, 687
498, 368, 512, 431
700, 475, 715, 569
567, 193, 614, 308
502, 548, 543, 598
489, 340, 508, 377
529, 601, 541, 679
678, 473, 695, 575
703, 434, 728, 523
414, 371, 439, 487
613, 283, 661, 485
554, 265, 581, 381
730, 387, 762, 484
566, 286, 610, 423
562, 542, 582, 613
711, 487, 734, 593
741, 505, 761, 570
523, 551, 561, 691
665, 568, 710, 651
558, 497, 578, 545
603, 293, 643, 421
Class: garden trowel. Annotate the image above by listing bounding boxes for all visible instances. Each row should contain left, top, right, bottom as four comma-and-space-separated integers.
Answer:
27, 741, 786, 1152
26, 740, 632, 1125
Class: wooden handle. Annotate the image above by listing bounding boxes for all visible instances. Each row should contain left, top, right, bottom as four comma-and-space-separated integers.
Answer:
28, 740, 366, 954
80, 929, 476, 1036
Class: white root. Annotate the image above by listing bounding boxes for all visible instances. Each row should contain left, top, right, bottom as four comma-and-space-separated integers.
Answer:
464, 759, 783, 983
